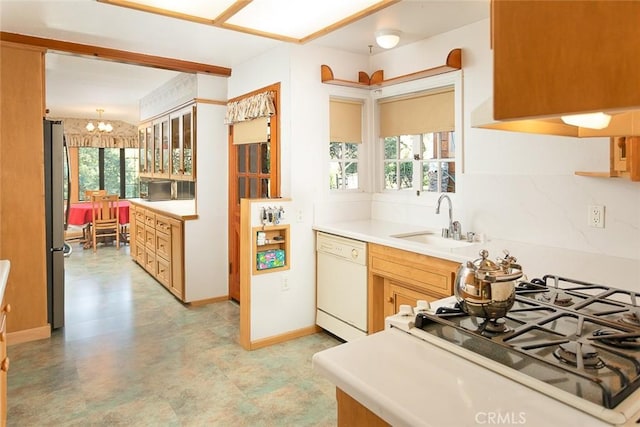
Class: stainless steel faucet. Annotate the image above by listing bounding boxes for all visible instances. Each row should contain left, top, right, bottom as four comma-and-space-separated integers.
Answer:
436, 194, 461, 239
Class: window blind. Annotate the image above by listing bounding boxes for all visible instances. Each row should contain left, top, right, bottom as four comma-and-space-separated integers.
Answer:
379, 87, 454, 137
232, 117, 269, 145
330, 99, 363, 143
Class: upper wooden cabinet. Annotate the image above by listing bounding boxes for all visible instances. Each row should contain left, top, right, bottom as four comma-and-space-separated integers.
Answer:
139, 103, 196, 181
492, 0, 640, 120
169, 105, 195, 181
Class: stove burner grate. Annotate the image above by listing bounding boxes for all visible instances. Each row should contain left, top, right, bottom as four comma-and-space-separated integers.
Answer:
539, 289, 574, 307
620, 311, 640, 327
553, 341, 604, 369
592, 329, 640, 349
480, 318, 511, 336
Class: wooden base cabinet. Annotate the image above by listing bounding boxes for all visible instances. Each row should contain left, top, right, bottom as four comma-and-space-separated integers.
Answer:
336, 388, 389, 427
130, 203, 184, 301
368, 243, 459, 333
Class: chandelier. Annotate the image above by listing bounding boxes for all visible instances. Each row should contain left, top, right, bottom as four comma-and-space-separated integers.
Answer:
86, 109, 113, 133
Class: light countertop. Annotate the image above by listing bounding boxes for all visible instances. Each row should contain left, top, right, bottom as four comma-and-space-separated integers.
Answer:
128, 198, 198, 220
313, 220, 640, 292
312, 327, 613, 427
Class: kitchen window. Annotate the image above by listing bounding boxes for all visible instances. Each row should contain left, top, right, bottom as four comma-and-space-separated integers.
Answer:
384, 131, 455, 192
329, 98, 363, 191
377, 79, 459, 195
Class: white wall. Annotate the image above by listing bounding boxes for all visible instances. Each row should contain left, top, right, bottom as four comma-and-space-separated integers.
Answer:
229, 18, 639, 335
229, 44, 373, 339
370, 19, 640, 262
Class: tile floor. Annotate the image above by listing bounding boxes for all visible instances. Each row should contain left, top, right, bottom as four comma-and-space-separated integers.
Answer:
7, 244, 342, 426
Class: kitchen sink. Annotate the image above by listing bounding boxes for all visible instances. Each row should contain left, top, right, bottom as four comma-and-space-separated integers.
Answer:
390, 231, 474, 249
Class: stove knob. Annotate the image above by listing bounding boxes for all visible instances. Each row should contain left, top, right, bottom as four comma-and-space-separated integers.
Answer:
414, 313, 429, 328
398, 304, 413, 316
415, 300, 431, 312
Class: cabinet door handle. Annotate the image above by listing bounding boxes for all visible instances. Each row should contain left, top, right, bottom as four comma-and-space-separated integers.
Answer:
387, 296, 394, 303
1, 357, 9, 372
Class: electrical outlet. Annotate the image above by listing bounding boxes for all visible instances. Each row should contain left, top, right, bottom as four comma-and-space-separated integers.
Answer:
588, 205, 605, 228
296, 209, 303, 223
281, 276, 290, 292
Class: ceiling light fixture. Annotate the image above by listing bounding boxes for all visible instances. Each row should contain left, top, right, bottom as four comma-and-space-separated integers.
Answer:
560, 112, 612, 130
86, 109, 113, 133
375, 29, 401, 49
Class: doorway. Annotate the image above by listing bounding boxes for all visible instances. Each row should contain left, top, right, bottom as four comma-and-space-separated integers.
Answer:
227, 83, 281, 302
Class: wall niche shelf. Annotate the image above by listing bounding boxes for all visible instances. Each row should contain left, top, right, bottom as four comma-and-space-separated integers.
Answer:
321, 48, 461, 89
252, 225, 290, 275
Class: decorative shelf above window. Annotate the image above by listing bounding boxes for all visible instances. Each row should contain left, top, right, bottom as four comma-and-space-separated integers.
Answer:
321, 48, 461, 89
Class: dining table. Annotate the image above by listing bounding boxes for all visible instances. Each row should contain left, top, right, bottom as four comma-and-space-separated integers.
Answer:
67, 200, 130, 248
67, 200, 130, 226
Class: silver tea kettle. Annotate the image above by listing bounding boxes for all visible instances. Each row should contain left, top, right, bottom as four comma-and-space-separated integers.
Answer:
454, 249, 523, 319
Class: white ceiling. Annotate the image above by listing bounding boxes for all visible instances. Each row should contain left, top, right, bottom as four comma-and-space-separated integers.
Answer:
0, 0, 489, 124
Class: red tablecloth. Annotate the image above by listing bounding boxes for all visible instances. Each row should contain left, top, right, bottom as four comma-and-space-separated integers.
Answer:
67, 200, 130, 225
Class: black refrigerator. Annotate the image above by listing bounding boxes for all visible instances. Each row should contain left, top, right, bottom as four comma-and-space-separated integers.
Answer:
44, 119, 66, 329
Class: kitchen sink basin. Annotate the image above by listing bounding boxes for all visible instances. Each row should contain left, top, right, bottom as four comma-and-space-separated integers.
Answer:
390, 231, 474, 249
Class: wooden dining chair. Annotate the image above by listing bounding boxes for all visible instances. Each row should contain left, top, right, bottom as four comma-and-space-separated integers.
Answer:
84, 189, 107, 200
82, 189, 107, 245
90, 194, 120, 252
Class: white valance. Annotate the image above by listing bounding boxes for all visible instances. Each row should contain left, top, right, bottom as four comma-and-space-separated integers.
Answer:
225, 91, 276, 124
52, 117, 139, 148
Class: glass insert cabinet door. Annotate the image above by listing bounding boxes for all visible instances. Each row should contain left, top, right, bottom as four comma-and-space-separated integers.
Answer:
161, 118, 170, 175
138, 127, 147, 174
168, 105, 194, 179
140, 104, 195, 180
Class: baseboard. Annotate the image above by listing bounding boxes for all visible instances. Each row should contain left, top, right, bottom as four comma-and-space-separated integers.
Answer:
187, 295, 229, 307
7, 324, 51, 346
248, 325, 321, 350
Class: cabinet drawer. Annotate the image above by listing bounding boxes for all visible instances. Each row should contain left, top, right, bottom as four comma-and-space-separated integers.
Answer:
145, 228, 156, 250
155, 231, 171, 260
155, 216, 171, 234
369, 244, 458, 298
134, 209, 146, 223
144, 249, 155, 273
155, 256, 171, 288
134, 244, 146, 264
144, 212, 156, 228
371, 256, 451, 296
135, 220, 146, 242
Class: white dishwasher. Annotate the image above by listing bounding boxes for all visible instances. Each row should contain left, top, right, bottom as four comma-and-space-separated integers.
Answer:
316, 232, 367, 342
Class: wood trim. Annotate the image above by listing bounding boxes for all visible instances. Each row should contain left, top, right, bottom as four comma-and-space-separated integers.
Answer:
321, 48, 462, 89
0, 32, 231, 77
239, 198, 252, 350
99, 0, 399, 45
227, 82, 281, 104
187, 295, 229, 307
7, 325, 51, 346
247, 326, 321, 351
193, 98, 227, 106
299, 0, 401, 44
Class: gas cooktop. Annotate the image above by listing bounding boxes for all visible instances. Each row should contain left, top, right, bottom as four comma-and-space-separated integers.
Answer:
388, 275, 640, 425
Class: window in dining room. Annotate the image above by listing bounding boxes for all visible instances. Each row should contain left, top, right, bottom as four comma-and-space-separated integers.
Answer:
78, 147, 139, 200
